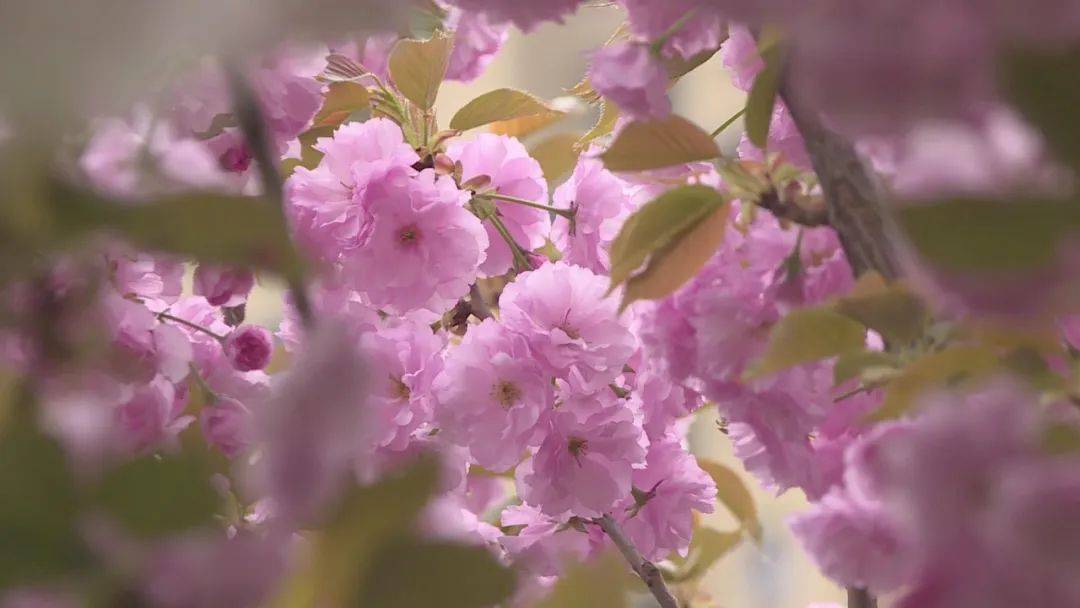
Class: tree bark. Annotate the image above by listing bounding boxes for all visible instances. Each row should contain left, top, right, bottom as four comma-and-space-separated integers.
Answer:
597, 514, 680, 608
778, 83, 902, 280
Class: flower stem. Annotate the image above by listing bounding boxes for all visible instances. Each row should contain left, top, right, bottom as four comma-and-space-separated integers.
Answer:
596, 514, 680, 608
487, 212, 534, 272
158, 312, 226, 342
477, 192, 575, 220
710, 108, 745, 138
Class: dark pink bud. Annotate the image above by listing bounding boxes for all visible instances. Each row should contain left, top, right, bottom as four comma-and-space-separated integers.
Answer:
218, 144, 253, 173
193, 265, 254, 307
223, 325, 273, 372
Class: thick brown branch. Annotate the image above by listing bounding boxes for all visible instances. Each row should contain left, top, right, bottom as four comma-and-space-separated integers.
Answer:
597, 514, 679, 608
847, 587, 878, 608
778, 83, 902, 279
756, 189, 830, 227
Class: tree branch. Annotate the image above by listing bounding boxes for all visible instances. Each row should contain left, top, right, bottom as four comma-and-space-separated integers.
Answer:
225, 62, 315, 328
596, 514, 680, 608
847, 587, 878, 608
756, 188, 829, 227
777, 82, 901, 279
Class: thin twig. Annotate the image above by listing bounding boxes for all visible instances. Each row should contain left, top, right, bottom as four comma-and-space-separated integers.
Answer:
225, 62, 315, 327
710, 108, 745, 139
158, 312, 226, 341
468, 284, 492, 320
596, 514, 680, 608
755, 188, 829, 227
477, 191, 576, 220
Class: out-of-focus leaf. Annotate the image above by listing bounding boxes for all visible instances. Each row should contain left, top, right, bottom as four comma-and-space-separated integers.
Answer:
49, 182, 305, 280
834, 273, 929, 346
1001, 45, 1080, 170
92, 451, 219, 539
529, 132, 583, 182
896, 198, 1080, 273
746, 308, 866, 379
600, 115, 720, 172
312, 82, 370, 128
535, 551, 632, 608
870, 346, 999, 421
357, 540, 516, 608
833, 350, 900, 386
664, 48, 719, 81
620, 203, 731, 311
0, 398, 90, 588
1043, 422, 1080, 455
609, 185, 727, 289
697, 460, 761, 543
194, 113, 239, 140
744, 31, 784, 148
578, 100, 619, 149
388, 32, 452, 111
450, 88, 565, 134
284, 124, 335, 176
273, 459, 439, 607
667, 519, 742, 582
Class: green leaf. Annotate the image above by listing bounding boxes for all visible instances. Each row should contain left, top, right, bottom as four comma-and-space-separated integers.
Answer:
668, 522, 742, 582
664, 47, 719, 81
0, 399, 90, 589
388, 32, 452, 111
870, 346, 999, 421
1043, 422, 1080, 455
1000, 45, 1080, 170
697, 460, 761, 543
834, 274, 929, 346
620, 203, 731, 311
833, 350, 900, 386
92, 451, 219, 538
744, 33, 784, 148
579, 101, 619, 148
600, 115, 720, 172
274, 459, 439, 607
529, 132, 583, 182
284, 125, 335, 176
896, 197, 1080, 274
747, 308, 866, 379
535, 551, 632, 608
49, 182, 305, 280
357, 540, 516, 608
609, 185, 727, 290
450, 88, 565, 133
313, 82, 370, 128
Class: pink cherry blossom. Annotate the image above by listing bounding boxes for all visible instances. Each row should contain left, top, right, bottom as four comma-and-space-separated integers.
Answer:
620, 0, 726, 59
737, 101, 811, 171
550, 154, 634, 274
790, 487, 916, 594
441, 0, 583, 32
434, 318, 552, 471
719, 25, 764, 92
499, 262, 635, 391
286, 118, 420, 262
245, 321, 369, 525
359, 318, 445, 452
102, 293, 193, 385
223, 325, 274, 372
114, 377, 192, 454
109, 251, 184, 309
589, 43, 671, 121
516, 392, 646, 518
193, 265, 255, 308
446, 133, 550, 275
343, 168, 488, 314
616, 438, 716, 561
199, 396, 251, 458
499, 504, 596, 577
445, 8, 509, 82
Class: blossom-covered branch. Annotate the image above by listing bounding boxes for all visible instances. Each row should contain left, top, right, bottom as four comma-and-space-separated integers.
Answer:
597, 514, 680, 608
